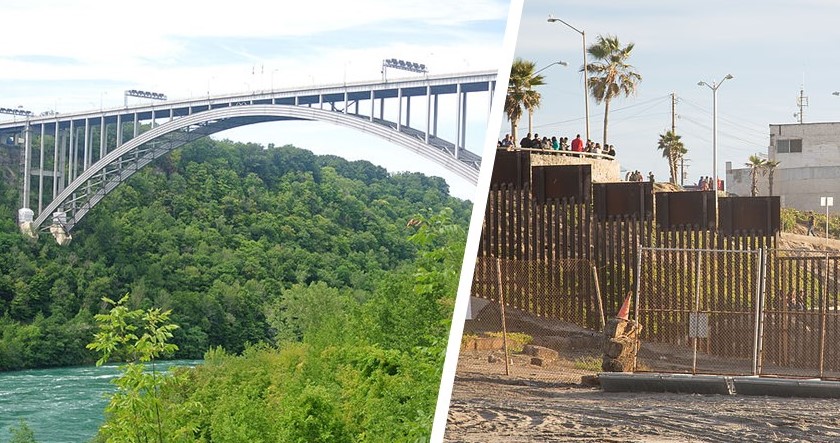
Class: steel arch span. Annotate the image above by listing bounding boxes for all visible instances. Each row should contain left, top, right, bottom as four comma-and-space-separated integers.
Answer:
26, 105, 481, 240
3, 71, 495, 243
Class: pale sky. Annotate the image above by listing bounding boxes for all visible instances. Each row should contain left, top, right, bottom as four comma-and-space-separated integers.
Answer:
510, 0, 840, 186
0, 0, 513, 200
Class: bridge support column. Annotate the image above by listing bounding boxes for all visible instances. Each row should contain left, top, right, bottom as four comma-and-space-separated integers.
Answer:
397, 87, 402, 131
38, 124, 45, 214
460, 87, 467, 155
18, 208, 36, 239
53, 122, 59, 198
49, 211, 72, 246
455, 83, 462, 159
425, 86, 431, 143
84, 118, 90, 170
406, 95, 411, 128
22, 123, 31, 210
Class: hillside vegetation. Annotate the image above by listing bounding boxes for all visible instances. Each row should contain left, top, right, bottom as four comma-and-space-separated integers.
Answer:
0, 139, 471, 371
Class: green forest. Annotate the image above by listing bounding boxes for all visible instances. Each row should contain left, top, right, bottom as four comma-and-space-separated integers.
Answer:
0, 139, 472, 441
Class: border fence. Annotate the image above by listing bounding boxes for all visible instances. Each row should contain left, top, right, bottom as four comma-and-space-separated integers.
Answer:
637, 247, 840, 379
463, 152, 834, 381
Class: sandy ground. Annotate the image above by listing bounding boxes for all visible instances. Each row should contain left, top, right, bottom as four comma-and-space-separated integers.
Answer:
445, 230, 840, 442
446, 300, 840, 443
445, 352, 840, 442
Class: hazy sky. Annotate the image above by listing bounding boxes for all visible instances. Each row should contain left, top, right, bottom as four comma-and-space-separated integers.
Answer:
510, 0, 840, 185
0, 0, 513, 199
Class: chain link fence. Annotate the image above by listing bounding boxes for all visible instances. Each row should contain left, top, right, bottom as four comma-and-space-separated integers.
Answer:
459, 248, 840, 382
637, 247, 840, 380
459, 257, 605, 383
636, 247, 762, 376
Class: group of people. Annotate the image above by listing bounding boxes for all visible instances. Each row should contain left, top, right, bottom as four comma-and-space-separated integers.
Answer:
497, 132, 616, 158
624, 170, 654, 182
697, 176, 722, 191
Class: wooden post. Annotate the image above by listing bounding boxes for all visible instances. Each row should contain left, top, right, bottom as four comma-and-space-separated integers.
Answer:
497, 258, 510, 376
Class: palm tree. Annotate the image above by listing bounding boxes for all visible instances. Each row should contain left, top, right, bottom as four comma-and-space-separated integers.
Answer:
764, 159, 781, 196
584, 35, 642, 146
746, 154, 767, 197
505, 58, 545, 146
657, 130, 687, 184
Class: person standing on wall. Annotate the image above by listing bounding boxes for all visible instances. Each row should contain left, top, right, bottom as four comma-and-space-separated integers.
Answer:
571, 134, 583, 152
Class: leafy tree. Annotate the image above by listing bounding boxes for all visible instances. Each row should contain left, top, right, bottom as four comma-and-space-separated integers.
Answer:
8, 420, 37, 443
746, 154, 767, 197
86, 295, 194, 443
505, 58, 545, 144
585, 34, 642, 146
657, 130, 687, 184
765, 159, 781, 196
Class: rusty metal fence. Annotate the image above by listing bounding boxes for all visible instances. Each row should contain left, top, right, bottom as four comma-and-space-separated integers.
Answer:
637, 247, 840, 380
460, 257, 605, 383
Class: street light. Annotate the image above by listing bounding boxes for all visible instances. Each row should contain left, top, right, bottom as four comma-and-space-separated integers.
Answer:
698, 74, 734, 213
381, 58, 428, 82
527, 61, 567, 134
533, 60, 568, 77
697, 74, 734, 186
124, 89, 167, 106
547, 14, 590, 142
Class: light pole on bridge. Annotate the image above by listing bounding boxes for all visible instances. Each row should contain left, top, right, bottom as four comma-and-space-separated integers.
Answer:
381, 58, 428, 82
124, 89, 168, 107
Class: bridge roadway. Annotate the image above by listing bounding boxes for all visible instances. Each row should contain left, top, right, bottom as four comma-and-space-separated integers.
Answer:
0, 70, 496, 243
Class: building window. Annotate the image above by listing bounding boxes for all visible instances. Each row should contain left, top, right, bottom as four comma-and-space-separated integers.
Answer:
777, 139, 802, 153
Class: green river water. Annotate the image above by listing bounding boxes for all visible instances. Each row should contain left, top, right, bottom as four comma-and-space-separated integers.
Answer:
0, 360, 200, 443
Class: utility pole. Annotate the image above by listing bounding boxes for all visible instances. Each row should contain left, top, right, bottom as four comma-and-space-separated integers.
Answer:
671, 92, 677, 133
671, 92, 682, 185
795, 87, 808, 124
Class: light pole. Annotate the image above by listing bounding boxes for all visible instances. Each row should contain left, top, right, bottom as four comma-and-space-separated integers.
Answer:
547, 15, 590, 142
533, 60, 568, 77
528, 61, 567, 134
698, 74, 734, 201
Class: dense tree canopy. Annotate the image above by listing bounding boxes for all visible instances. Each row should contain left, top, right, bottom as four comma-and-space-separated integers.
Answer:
0, 139, 472, 370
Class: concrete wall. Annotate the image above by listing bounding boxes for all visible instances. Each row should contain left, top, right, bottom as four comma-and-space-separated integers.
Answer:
529, 151, 621, 183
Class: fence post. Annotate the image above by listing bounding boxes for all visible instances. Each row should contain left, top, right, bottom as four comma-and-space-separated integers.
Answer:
819, 252, 829, 379
692, 249, 702, 375
632, 243, 643, 372
592, 264, 606, 332
496, 258, 510, 376
752, 248, 763, 375
757, 247, 768, 375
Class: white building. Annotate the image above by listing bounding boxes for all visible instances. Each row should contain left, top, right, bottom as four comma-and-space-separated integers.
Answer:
726, 122, 840, 213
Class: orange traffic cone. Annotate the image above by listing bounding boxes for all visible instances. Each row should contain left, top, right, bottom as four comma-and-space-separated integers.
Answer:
616, 292, 632, 320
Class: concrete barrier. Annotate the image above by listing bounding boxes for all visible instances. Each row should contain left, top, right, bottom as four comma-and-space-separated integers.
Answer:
599, 373, 734, 395
732, 377, 840, 398
599, 373, 840, 398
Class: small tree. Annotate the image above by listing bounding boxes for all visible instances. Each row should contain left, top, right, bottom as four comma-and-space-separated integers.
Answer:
8, 420, 37, 443
746, 154, 767, 197
585, 35, 642, 146
87, 294, 188, 443
765, 159, 781, 196
505, 58, 546, 145
657, 130, 687, 184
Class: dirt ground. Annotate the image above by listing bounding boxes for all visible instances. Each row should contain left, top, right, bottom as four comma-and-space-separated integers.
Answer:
446, 347, 840, 442
445, 305, 840, 442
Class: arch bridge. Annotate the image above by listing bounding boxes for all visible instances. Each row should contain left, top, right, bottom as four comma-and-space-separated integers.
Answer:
0, 71, 496, 244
